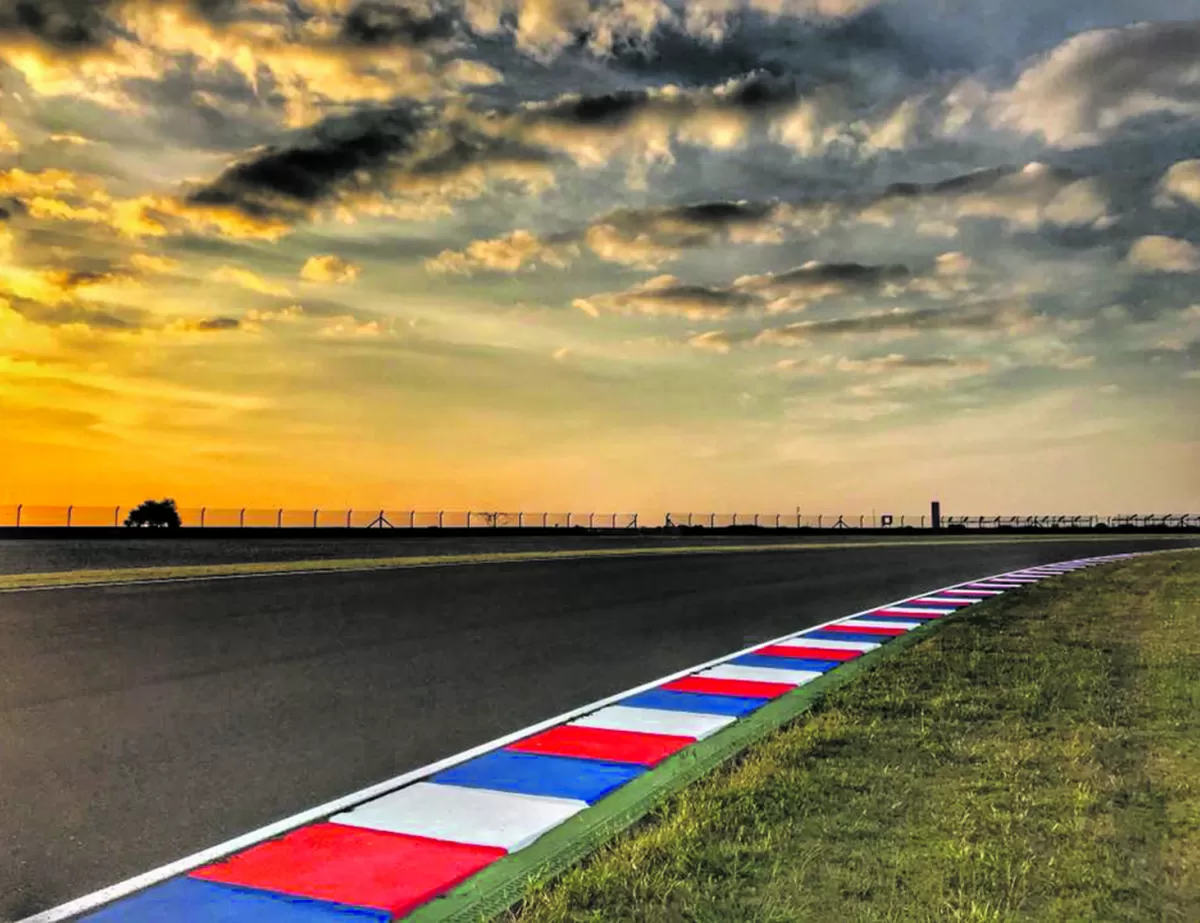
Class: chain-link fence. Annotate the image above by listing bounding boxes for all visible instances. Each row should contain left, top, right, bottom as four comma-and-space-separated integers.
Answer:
0, 505, 642, 529
1, 505, 1196, 530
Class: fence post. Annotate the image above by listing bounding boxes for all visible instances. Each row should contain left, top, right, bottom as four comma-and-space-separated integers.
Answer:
114, 506, 120, 527
346, 509, 352, 528
775, 513, 780, 528
920, 515, 925, 528
467, 511, 472, 528
67, 505, 73, 527
900, 515, 905, 527
277, 508, 283, 528
859, 515, 864, 528
239, 508, 245, 528
410, 510, 415, 528
312, 508, 318, 528
754, 513, 759, 527
15, 504, 21, 528
438, 510, 444, 528
201, 507, 206, 528
589, 512, 594, 529
733, 513, 738, 527
518, 512, 523, 527
493, 512, 498, 529
818, 515, 822, 528
709, 513, 715, 528
632, 513, 638, 529
567, 513, 572, 528
542, 512, 547, 528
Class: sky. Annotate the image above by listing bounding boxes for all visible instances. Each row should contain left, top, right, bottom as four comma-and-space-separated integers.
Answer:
0, 0, 1198, 517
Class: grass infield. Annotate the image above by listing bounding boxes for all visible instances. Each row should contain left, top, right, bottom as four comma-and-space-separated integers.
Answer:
502, 550, 1200, 923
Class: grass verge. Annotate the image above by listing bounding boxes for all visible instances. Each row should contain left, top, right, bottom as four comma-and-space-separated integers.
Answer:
0, 536, 1184, 592
507, 550, 1200, 923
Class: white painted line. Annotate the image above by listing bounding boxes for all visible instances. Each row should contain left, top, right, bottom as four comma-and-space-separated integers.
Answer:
777, 637, 881, 652
17, 553, 1139, 923
697, 664, 823, 685
571, 706, 734, 740
918, 595, 980, 604
330, 782, 586, 852
952, 588, 1006, 595
841, 618, 924, 630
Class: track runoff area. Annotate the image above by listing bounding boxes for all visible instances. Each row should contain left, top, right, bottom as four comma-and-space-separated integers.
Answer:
23, 552, 1141, 923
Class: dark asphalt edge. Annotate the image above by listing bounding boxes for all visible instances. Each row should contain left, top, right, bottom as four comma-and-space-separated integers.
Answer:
400, 556, 1142, 923
1, 535, 1187, 593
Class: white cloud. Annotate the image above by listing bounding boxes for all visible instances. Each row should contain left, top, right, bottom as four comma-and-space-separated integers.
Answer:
300, 255, 361, 284
1042, 179, 1111, 226
989, 21, 1200, 147
426, 230, 575, 274
1157, 160, 1200, 209
1127, 236, 1200, 273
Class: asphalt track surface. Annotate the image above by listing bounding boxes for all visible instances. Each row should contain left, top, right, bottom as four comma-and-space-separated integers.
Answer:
0, 533, 1067, 576
2, 537, 1195, 919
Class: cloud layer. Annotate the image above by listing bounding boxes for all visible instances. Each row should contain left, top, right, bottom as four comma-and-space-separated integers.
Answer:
0, 0, 1198, 520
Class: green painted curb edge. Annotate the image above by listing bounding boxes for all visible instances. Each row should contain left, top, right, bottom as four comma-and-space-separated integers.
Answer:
403, 598, 964, 923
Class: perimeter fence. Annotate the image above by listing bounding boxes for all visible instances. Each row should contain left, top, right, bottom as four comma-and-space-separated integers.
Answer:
0, 506, 1197, 530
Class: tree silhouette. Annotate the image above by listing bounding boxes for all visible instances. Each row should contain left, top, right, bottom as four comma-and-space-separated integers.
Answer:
124, 498, 182, 529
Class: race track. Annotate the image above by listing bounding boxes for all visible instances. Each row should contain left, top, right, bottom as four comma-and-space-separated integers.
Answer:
2, 536, 1193, 918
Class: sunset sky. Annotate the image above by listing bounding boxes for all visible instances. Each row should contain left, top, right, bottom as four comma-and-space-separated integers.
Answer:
1, 0, 1198, 516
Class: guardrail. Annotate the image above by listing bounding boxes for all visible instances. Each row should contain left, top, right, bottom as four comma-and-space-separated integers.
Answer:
1, 506, 1197, 530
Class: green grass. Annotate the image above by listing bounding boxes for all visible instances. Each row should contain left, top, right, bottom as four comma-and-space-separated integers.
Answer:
507, 551, 1200, 923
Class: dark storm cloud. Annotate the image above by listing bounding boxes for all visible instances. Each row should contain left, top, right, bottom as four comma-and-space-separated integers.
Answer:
194, 315, 240, 330
187, 92, 578, 221
876, 164, 1080, 205
606, 281, 759, 316
750, 262, 911, 290
576, 256, 918, 319
759, 302, 1026, 344
541, 90, 647, 126
188, 107, 427, 216
532, 70, 798, 127
0, 0, 250, 50
340, 1, 456, 46
667, 201, 776, 225
0, 0, 119, 50
599, 199, 782, 243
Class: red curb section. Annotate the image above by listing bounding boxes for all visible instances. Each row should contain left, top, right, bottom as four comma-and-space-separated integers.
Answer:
756, 644, 863, 661
507, 725, 695, 766
190, 823, 504, 917
825, 623, 909, 636
662, 676, 795, 698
